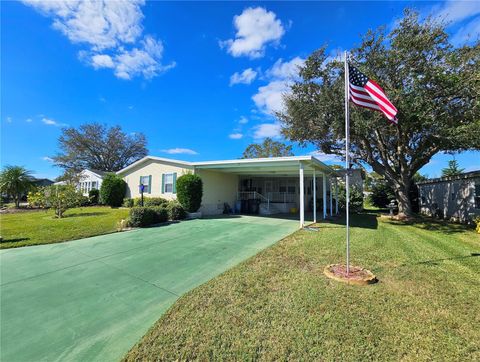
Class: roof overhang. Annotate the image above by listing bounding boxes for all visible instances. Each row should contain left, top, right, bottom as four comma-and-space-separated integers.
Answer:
193, 156, 335, 176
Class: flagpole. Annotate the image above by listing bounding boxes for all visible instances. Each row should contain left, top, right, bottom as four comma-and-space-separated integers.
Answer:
344, 51, 350, 275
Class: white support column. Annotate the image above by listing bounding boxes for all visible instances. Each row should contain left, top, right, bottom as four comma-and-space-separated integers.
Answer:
299, 163, 305, 228
323, 172, 327, 219
313, 170, 317, 223
329, 178, 333, 216
335, 178, 339, 214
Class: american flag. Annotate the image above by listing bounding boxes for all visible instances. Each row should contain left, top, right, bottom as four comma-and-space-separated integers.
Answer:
349, 64, 398, 124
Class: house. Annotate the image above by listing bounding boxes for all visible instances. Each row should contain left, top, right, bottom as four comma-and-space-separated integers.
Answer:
334, 168, 365, 192
77, 169, 105, 195
417, 170, 480, 223
117, 156, 340, 227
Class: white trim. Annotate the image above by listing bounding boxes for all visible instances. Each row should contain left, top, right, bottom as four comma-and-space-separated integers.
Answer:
299, 163, 305, 228
313, 170, 317, 223
323, 173, 327, 219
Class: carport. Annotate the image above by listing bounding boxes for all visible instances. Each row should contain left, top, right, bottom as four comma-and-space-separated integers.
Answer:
194, 156, 339, 227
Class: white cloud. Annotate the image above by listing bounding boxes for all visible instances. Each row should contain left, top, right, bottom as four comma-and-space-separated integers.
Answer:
42, 156, 54, 162
252, 57, 305, 115
238, 116, 248, 124
91, 54, 115, 69
161, 148, 198, 155
253, 123, 282, 139
6, 117, 12, 123
230, 68, 258, 86
22, 0, 174, 80
221, 7, 285, 58
41, 117, 67, 127
26, 118, 33, 123
229, 133, 243, 139
308, 151, 343, 163
428, 1, 480, 45
266, 56, 304, 79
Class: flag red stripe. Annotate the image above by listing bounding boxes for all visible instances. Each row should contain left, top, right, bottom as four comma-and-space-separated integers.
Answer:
364, 80, 397, 113
350, 94, 382, 111
349, 91, 379, 107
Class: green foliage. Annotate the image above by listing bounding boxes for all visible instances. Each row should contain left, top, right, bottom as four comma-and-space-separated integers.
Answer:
52, 123, 148, 172
176, 174, 203, 212
241, 137, 294, 159
99, 173, 126, 207
279, 10, 480, 216
123, 198, 134, 208
336, 184, 363, 213
441, 159, 465, 177
151, 206, 169, 224
167, 201, 186, 220
88, 189, 99, 205
134, 197, 169, 207
28, 185, 85, 218
369, 180, 395, 208
474, 217, 480, 234
0, 165, 35, 208
128, 207, 156, 227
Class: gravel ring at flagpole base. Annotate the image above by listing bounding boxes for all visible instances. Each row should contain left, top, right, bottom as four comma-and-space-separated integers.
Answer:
323, 264, 378, 285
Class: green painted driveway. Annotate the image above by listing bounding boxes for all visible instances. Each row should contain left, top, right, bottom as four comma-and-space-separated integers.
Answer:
0, 215, 298, 362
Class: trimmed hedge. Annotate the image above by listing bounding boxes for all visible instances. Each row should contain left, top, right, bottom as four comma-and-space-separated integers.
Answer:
100, 173, 127, 207
128, 207, 156, 227
151, 206, 169, 223
133, 197, 169, 207
176, 174, 203, 212
167, 201, 186, 220
123, 198, 134, 208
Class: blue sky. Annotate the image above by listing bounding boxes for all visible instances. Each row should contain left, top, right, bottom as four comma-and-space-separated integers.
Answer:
2, 1, 479, 180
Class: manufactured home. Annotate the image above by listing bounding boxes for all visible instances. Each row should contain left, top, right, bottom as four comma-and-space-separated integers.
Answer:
117, 156, 341, 227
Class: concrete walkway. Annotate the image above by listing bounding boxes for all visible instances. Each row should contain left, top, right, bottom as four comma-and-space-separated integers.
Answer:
0, 215, 298, 361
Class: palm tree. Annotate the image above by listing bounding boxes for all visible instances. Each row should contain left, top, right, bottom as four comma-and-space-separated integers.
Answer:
0, 165, 35, 208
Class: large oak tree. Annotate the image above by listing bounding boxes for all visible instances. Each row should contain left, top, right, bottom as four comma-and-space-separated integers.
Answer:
278, 10, 479, 217
53, 123, 148, 173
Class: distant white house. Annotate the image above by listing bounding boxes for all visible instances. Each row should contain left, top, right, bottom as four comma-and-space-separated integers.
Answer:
77, 169, 105, 195
54, 169, 106, 195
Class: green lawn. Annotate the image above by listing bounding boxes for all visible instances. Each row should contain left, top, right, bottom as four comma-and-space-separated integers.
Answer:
125, 212, 480, 361
0, 206, 129, 249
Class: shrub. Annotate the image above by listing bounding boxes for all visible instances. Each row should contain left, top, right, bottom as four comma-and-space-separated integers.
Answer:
88, 189, 99, 205
369, 180, 395, 208
141, 197, 169, 207
176, 174, 203, 212
128, 207, 156, 227
123, 198, 134, 208
100, 173, 126, 207
337, 184, 364, 213
151, 206, 169, 223
28, 185, 85, 218
167, 201, 186, 220
475, 217, 480, 234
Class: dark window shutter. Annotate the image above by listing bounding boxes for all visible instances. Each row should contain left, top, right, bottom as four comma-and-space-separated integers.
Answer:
161, 174, 165, 194
173, 173, 177, 194
148, 175, 152, 193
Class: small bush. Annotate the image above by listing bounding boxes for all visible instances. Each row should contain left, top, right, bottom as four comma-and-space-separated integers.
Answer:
337, 184, 364, 213
123, 198, 134, 208
128, 207, 156, 227
369, 181, 395, 208
167, 201, 186, 220
133, 197, 169, 207
100, 173, 127, 207
151, 206, 169, 223
475, 216, 480, 234
88, 189, 99, 205
176, 174, 203, 212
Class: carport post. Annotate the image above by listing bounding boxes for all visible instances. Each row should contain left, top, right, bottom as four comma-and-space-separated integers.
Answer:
323, 173, 327, 219
299, 163, 305, 228
335, 178, 339, 214
313, 170, 317, 223
329, 178, 333, 216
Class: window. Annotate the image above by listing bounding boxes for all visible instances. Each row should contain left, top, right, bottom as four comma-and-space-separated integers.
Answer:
288, 186, 296, 194
140, 175, 151, 193
475, 183, 480, 209
164, 173, 174, 193
279, 186, 287, 193
92, 181, 97, 189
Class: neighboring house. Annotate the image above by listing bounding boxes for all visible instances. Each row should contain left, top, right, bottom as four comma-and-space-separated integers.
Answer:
32, 178, 54, 187
335, 169, 365, 193
417, 170, 480, 223
117, 156, 340, 227
77, 169, 105, 195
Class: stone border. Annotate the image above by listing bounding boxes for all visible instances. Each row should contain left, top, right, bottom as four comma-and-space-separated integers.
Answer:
323, 264, 378, 286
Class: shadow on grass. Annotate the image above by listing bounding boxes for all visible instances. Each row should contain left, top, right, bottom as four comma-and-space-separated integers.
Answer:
0, 237, 30, 244
382, 215, 473, 235
414, 253, 480, 266
64, 212, 109, 218
317, 212, 379, 230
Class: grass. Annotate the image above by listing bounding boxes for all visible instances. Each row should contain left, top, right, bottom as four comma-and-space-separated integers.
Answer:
0, 206, 129, 249
125, 211, 480, 361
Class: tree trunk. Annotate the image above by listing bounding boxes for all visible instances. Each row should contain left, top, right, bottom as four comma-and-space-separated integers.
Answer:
393, 175, 413, 218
